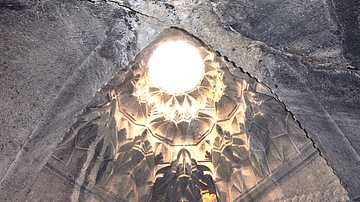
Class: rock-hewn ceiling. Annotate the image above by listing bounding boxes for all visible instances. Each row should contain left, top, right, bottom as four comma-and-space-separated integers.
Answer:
0, 0, 359, 201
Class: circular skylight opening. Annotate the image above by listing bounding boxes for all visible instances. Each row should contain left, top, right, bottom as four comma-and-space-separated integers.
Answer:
149, 41, 204, 95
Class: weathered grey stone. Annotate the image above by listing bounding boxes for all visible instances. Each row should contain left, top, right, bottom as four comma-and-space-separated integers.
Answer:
331, 0, 360, 70
211, 0, 346, 69
0, 1, 138, 201
0, 0, 359, 201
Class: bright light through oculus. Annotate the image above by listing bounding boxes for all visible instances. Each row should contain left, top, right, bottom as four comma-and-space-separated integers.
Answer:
149, 41, 204, 94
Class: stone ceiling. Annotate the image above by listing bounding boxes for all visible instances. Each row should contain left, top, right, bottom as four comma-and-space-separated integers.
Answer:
0, 0, 359, 201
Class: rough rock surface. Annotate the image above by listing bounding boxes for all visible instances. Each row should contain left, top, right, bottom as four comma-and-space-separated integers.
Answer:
0, 0, 359, 201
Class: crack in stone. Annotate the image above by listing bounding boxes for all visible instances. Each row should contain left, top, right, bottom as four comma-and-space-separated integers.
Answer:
225, 24, 317, 70
88, 0, 163, 23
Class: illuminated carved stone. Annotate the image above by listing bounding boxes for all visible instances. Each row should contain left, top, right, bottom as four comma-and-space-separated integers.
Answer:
52, 28, 348, 202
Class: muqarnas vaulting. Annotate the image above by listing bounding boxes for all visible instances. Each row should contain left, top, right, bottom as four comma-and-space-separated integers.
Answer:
51, 28, 345, 202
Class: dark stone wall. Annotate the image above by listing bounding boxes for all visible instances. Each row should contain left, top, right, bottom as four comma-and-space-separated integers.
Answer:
0, 0, 359, 201
332, 0, 360, 69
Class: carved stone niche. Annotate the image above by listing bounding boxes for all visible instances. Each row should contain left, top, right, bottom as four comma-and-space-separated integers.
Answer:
50, 28, 348, 202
